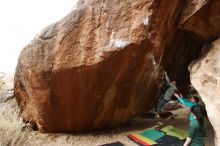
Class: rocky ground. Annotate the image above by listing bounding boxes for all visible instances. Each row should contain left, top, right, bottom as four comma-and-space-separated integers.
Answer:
0, 73, 215, 146
22, 111, 214, 146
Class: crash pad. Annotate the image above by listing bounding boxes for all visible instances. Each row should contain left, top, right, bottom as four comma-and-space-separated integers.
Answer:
155, 135, 185, 146
161, 125, 188, 140
140, 129, 165, 141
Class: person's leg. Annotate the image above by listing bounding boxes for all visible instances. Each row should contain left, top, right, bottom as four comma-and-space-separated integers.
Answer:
155, 99, 166, 118
154, 94, 164, 112
156, 98, 167, 112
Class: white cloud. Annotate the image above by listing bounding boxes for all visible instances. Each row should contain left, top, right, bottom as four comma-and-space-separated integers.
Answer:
0, 0, 78, 73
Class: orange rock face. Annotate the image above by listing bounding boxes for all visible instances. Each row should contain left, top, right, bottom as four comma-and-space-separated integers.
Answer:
14, 0, 202, 132
180, 0, 220, 42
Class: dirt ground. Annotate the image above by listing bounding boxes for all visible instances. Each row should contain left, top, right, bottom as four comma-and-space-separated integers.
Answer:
0, 73, 215, 146
0, 100, 215, 146
17, 107, 214, 146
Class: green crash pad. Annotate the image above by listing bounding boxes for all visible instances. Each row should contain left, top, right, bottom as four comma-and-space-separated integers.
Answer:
161, 125, 188, 140
140, 129, 165, 141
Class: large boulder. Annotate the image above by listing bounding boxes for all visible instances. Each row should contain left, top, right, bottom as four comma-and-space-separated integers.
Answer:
180, 0, 220, 42
14, 0, 201, 132
190, 38, 220, 146
181, 1, 220, 145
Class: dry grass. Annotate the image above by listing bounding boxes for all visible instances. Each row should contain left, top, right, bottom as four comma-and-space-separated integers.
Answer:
0, 101, 29, 146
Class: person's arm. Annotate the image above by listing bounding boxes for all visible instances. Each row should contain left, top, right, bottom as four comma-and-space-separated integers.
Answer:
164, 71, 171, 85
183, 137, 192, 146
174, 93, 196, 107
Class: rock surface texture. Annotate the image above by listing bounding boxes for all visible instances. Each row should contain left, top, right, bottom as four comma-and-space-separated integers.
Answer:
180, 0, 220, 42
182, 0, 220, 145
190, 38, 220, 146
14, 0, 202, 132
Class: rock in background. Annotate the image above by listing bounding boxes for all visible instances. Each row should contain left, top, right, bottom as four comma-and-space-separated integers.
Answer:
180, 0, 220, 42
190, 38, 220, 145
0, 72, 14, 103
180, 0, 220, 145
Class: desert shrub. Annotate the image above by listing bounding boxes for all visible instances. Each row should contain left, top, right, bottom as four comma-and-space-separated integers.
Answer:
0, 102, 29, 146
